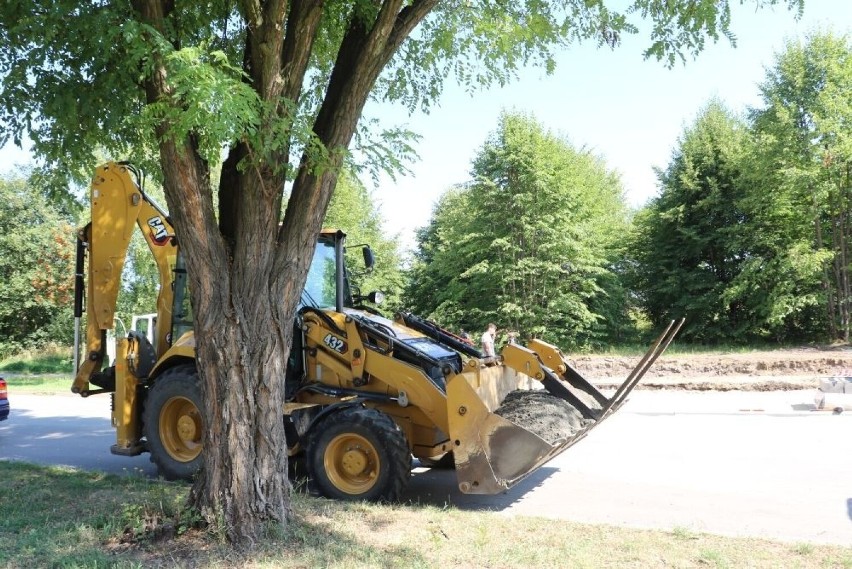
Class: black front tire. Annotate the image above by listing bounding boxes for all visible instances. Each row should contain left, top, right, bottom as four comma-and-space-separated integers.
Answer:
143, 365, 203, 481
307, 406, 411, 501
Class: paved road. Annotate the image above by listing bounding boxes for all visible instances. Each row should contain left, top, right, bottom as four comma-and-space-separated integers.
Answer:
0, 393, 157, 477
2, 390, 850, 545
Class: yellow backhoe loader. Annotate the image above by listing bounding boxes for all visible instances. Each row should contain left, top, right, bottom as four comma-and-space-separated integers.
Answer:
72, 161, 682, 501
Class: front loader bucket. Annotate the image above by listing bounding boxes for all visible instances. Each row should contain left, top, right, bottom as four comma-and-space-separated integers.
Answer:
447, 319, 683, 494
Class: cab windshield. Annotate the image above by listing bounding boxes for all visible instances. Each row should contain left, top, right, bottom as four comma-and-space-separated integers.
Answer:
301, 239, 340, 309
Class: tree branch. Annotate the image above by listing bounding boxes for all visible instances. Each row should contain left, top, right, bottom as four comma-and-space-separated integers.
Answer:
276, 0, 435, 272
130, 0, 224, 271
281, 0, 325, 102
311, 0, 402, 144
239, 0, 288, 100
240, 0, 263, 30
387, 0, 438, 57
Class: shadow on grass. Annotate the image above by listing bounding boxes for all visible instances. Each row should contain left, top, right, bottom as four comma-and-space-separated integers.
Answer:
0, 462, 184, 567
275, 512, 429, 568
1, 461, 431, 568
0, 355, 72, 375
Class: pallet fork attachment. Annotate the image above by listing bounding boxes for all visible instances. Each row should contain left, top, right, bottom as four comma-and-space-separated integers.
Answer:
448, 319, 684, 494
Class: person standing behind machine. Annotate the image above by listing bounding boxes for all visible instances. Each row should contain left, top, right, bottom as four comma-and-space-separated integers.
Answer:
481, 323, 497, 358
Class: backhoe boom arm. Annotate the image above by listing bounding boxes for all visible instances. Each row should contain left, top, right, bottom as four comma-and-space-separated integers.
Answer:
72, 162, 178, 395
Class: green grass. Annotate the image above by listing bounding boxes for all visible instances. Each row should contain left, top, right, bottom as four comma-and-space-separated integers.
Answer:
4, 374, 71, 394
0, 346, 75, 394
0, 462, 189, 568
0, 461, 850, 568
0, 345, 73, 374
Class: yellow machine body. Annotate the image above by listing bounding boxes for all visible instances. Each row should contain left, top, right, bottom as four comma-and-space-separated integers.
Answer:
72, 161, 681, 498
296, 308, 681, 495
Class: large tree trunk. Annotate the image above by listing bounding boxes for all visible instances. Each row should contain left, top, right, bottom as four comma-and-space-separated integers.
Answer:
133, 0, 436, 544
188, 253, 294, 542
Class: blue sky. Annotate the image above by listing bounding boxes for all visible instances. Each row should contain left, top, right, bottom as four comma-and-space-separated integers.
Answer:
0, 2, 849, 251
362, 1, 850, 250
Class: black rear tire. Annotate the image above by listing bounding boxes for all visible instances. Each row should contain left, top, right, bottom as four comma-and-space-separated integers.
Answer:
307, 406, 410, 501
143, 365, 203, 481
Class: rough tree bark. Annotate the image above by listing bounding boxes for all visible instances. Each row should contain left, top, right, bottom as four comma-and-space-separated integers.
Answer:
133, 0, 437, 545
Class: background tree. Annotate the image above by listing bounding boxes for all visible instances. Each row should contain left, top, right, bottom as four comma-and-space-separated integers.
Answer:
630, 31, 852, 344
630, 100, 750, 342
718, 129, 831, 342
0, 175, 76, 358
747, 31, 852, 341
0, 0, 802, 543
406, 111, 630, 349
324, 170, 405, 308
406, 186, 480, 328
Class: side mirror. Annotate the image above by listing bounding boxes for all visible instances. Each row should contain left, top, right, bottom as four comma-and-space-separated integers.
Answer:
362, 246, 375, 270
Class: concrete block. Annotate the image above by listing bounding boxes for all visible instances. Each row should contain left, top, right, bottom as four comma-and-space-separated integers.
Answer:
818, 377, 852, 394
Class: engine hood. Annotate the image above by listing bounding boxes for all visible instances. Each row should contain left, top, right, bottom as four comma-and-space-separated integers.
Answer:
344, 309, 460, 364
343, 309, 426, 341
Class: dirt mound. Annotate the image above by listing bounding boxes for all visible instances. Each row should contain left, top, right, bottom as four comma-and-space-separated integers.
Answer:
494, 390, 590, 444
570, 347, 852, 381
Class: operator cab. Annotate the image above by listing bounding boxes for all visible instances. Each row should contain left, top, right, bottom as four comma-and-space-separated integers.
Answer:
287, 231, 376, 396
299, 232, 353, 311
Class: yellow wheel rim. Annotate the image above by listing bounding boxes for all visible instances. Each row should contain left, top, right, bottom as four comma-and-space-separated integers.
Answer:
159, 395, 202, 462
324, 433, 380, 495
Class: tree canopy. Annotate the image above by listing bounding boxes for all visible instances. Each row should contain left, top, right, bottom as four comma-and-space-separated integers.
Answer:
630, 99, 750, 341
0, 0, 804, 188
406, 111, 630, 349
0, 174, 75, 357
629, 31, 852, 343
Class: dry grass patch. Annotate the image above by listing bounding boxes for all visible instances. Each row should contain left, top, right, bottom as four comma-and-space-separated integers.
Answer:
139, 498, 852, 568
2, 462, 851, 568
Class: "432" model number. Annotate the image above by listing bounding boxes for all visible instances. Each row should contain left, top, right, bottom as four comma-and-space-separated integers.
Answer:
323, 333, 347, 354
